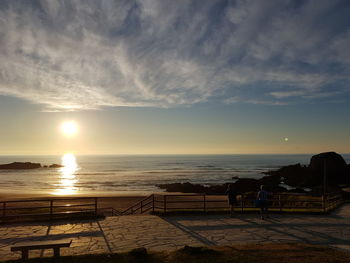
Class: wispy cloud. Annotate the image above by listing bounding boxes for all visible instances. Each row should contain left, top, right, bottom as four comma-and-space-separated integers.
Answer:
270, 91, 305, 99
0, 0, 349, 111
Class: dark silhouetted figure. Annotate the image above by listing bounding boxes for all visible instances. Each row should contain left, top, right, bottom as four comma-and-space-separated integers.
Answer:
256, 185, 271, 220
225, 184, 237, 217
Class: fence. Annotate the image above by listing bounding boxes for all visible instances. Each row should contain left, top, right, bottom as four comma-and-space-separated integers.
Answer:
0, 197, 98, 222
118, 192, 343, 215
0, 192, 344, 221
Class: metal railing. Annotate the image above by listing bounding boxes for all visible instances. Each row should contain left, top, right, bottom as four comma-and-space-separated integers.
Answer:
113, 192, 343, 216
0, 197, 98, 222
2, 192, 342, 221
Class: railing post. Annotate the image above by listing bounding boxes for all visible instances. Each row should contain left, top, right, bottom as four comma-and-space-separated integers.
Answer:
279, 194, 282, 212
203, 194, 206, 213
241, 194, 244, 212
95, 197, 98, 216
152, 194, 155, 213
164, 195, 167, 214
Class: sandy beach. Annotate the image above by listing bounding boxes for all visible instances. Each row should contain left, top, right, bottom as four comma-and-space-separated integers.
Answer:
0, 193, 149, 211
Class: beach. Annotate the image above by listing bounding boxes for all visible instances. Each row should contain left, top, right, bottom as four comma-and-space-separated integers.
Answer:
0, 193, 149, 212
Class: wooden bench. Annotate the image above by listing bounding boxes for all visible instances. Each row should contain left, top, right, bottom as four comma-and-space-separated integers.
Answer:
11, 239, 72, 260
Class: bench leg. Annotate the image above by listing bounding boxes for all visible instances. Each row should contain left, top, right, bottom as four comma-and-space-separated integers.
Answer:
21, 249, 29, 260
53, 247, 60, 257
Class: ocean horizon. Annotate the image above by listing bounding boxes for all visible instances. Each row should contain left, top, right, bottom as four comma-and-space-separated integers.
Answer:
1, 154, 349, 197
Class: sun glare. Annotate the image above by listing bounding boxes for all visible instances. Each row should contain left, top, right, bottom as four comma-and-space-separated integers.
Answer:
60, 121, 78, 136
53, 153, 79, 195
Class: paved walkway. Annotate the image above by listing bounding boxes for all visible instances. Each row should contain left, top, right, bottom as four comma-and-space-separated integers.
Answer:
1, 204, 350, 260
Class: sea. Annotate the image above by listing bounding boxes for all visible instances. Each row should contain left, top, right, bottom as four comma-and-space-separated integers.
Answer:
0, 154, 349, 196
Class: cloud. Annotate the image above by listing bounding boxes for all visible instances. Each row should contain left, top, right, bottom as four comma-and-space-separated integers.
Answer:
0, 0, 349, 111
270, 91, 305, 99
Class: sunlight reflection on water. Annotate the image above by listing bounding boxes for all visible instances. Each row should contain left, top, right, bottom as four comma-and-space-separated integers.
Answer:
53, 153, 79, 195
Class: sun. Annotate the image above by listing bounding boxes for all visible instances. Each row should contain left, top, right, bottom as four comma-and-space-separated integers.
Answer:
60, 121, 78, 136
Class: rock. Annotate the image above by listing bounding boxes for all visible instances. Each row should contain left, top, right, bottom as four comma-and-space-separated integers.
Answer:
0, 162, 41, 169
157, 182, 207, 193
263, 163, 313, 187
158, 180, 261, 195
262, 152, 350, 188
48, 164, 64, 168
158, 152, 350, 195
309, 151, 346, 171
232, 178, 260, 192
309, 152, 349, 184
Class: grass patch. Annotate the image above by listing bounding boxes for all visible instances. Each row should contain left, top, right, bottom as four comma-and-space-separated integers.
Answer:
3, 243, 350, 263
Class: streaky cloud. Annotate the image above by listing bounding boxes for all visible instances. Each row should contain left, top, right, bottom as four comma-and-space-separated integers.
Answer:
0, 0, 349, 111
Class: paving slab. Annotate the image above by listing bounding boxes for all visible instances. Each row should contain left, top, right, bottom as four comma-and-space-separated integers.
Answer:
0, 204, 349, 261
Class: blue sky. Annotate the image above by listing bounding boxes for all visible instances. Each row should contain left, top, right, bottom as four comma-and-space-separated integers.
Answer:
0, 0, 350, 154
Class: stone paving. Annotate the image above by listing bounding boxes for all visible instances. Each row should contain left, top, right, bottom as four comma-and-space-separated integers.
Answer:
1, 204, 350, 261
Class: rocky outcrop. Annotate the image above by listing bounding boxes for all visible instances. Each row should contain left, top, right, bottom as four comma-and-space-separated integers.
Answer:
0, 162, 64, 169
157, 182, 207, 193
157, 182, 231, 195
263, 152, 350, 187
0, 162, 41, 169
158, 152, 350, 195
263, 163, 319, 187
158, 179, 285, 195
48, 164, 64, 168
309, 152, 349, 184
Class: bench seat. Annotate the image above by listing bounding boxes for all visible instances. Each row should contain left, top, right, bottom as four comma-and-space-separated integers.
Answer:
11, 239, 72, 260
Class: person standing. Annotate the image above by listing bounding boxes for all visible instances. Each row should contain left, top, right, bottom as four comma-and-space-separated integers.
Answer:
256, 185, 271, 220
225, 184, 237, 217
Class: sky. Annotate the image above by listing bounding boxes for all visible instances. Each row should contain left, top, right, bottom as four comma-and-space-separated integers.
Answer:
0, 0, 350, 155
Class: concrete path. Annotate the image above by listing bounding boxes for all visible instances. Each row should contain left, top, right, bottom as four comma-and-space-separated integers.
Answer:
1, 204, 350, 260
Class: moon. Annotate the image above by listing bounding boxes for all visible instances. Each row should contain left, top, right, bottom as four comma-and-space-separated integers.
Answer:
60, 121, 78, 136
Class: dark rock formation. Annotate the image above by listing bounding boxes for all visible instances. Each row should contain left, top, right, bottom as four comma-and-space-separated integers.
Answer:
158, 152, 350, 195
157, 182, 231, 195
232, 178, 259, 192
158, 179, 286, 195
263, 152, 350, 187
157, 182, 206, 193
263, 163, 316, 187
0, 162, 41, 169
48, 164, 64, 168
309, 152, 349, 184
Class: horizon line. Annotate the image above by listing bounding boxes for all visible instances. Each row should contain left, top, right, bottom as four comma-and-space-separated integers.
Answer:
1, 152, 349, 157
